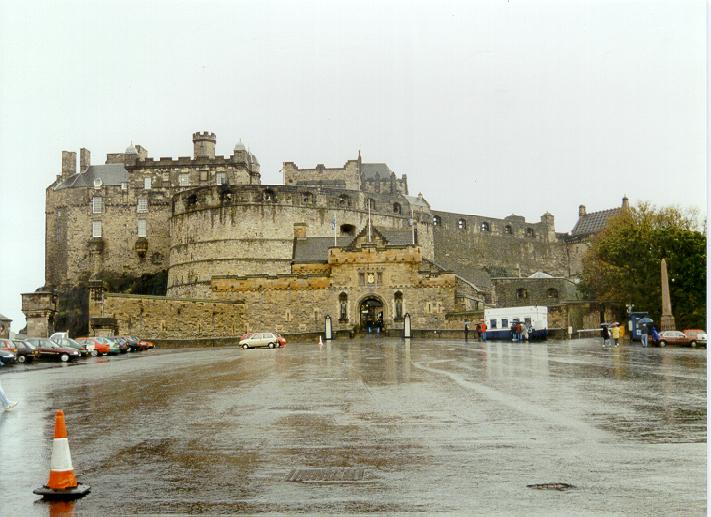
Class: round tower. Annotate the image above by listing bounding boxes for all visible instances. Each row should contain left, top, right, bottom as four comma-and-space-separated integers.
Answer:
192, 131, 216, 159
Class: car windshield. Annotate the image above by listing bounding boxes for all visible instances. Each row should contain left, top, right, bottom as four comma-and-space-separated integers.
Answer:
17, 341, 36, 350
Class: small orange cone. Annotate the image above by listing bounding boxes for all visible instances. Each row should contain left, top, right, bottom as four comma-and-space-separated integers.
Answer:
34, 410, 90, 499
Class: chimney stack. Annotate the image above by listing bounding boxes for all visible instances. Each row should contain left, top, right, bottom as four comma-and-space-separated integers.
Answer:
61, 151, 77, 178
578, 205, 586, 217
80, 148, 91, 171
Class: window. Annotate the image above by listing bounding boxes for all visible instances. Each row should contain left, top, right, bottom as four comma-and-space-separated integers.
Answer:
490, 319, 498, 329
93, 178, 103, 188
339, 293, 348, 322
359, 273, 366, 286
179, 174, 190, 187
547, 288, 559, 298
433, 215, 441, 226
92, 197, 103, 214
340, 224, 355, 236
215, 172, 226, 185
137, 198, 148, 213
137, 219, 147, 238
504, 225, 512, 234
502, 318, 509, 328
457, 218, 466, 230
516, 288, 528, 299
526, 228, 535, 237
338, 194, 350, 207
120, 182, 128, 191
302, 192, 314, 204
263, 189, 276, 202
394, 291, 403, 320
480, 221, 490, 232
144, 177, 151, 190
393, 202, 402, 214
92, 221, 102, 238
367, 198, 376, 210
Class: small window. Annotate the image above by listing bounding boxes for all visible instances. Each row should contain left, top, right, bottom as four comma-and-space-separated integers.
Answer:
92, 221, 102, 238
359, 273, 366, 286
263, 189, 276, 202
526, 228, 535, 237
137, 198, 148, 213
547, 288, 559, 298
92, 197, 103, 214
121, 182, 128, 191
433, 215, 441, 226
339, 293, 348, 322
393, 202, 402, 214
302, 192, 314, 204
137, 219, 147, 238
179, 174, 190, 187
93, 178, 103, 188
516, 288, 528, 299
338, 194, 351, 207
215, 172, 226, 185
480, 221, 490, 232
490, 319, 498, 329
340, 224, 355, 236
367, 198, 376, 210
502, 318, 509, 328
394, 291, 403, 320
144, 177, 151, 190
457, 218, 466, 230
504, 225, 512, 234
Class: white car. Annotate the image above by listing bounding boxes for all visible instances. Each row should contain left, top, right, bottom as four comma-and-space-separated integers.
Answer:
239, 332, 280, 349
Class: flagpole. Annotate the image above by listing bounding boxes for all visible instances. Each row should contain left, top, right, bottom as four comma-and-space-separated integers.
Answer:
411, 208, 415, 245
333, 214, 337, 246
367, 202, 372, 242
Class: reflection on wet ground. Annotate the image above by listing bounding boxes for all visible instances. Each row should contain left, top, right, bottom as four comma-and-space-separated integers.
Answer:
0, 338, 705, 515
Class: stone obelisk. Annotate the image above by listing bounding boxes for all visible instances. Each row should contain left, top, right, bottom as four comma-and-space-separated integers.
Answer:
660, 258, 676, 331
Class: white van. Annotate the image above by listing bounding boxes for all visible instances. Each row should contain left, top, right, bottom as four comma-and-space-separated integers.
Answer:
483, 306, 548, 341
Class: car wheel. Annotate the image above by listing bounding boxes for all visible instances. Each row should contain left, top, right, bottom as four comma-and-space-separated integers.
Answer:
268, 342, 276, 349
690, 341, 697, 348
17, 355, 25, 364
60, 354, 69, 362
242, 344, 249, 349
91, 350, 98, 357
659, 340, 667, 348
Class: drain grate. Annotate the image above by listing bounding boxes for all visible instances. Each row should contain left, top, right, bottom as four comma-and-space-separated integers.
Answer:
286, 467, 365, 483
527, 482, 576, 491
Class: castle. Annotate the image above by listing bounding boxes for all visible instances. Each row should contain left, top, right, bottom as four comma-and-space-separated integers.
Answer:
23, 131, 626, 339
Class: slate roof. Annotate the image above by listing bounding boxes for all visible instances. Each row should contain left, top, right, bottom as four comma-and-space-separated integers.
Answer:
360, 163, 393, 180
570, 208, 621, 237
54, 164, 129, 190
292, 227, 415, 263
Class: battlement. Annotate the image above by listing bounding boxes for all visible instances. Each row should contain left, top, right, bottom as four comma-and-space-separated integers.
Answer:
192, 131, 217, 141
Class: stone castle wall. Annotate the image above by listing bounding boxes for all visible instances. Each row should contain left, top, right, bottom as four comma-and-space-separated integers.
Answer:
283, 160, 361, 190
491, 277, 581, 307
167, 185, 435, 297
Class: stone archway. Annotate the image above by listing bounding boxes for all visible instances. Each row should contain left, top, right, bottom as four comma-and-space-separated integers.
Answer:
359, 295, 385, 333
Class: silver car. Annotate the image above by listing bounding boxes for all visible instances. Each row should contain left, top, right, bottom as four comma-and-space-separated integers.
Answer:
239, 332, 279, 349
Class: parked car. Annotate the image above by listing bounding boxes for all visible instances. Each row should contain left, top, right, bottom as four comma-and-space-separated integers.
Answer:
239, 332, 281, 349
53, 336, 94, 357
11, 339, 38, 363
0, 338, 16, 354
683, 329, 707, 348
75, 337, 110, 356
25, 338, 81, 362
120, 336, 142, 352
94, 337, 121, 355
107, 336, 129, 354
657, 330, 693, 348
0, 348, 16, 366
133, 336, 155, 349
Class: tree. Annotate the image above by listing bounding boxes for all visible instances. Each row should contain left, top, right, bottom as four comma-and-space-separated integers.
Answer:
580, 203, 706, 330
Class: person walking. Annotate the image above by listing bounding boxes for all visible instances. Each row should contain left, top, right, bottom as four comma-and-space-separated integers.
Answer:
610, 323, 620, 347
639, 322, 649, 348
464, 321, 470, 340
650, 326, 660, 347
0, 362, 18, 411
480, 320, 488, 342
475, 322, 482, 342
601, 324, 611, 348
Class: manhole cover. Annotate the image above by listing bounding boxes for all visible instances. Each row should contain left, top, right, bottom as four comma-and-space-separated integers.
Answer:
527, 482, 576, 491
286, 468, 365, 483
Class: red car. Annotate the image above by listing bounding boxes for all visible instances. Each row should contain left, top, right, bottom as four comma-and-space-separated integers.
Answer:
25, 338, 81, 362
76, 337, 110, 356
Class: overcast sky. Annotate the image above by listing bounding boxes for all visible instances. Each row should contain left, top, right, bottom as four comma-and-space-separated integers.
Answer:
0, 0, 706, 332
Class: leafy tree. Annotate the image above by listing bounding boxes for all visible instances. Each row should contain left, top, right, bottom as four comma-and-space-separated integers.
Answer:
580, 203, 706, 329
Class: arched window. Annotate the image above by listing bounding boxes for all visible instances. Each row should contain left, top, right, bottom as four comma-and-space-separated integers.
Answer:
302, 192, 314, 204
339, 292, 348, 322
547, 288, 559, 298
394, 291, 403, 320
186, 193, 197, 207
457, 218, 467, 230
340, 224, 355, 236
504, 225, 513, 235
263, 189, 276, 202
338, 194, 351, 207
393, 202, 402, 214
516, 288, 528, 299
432, 215, 441, 226
526, 228, 535, 237
480, 221, 490, 232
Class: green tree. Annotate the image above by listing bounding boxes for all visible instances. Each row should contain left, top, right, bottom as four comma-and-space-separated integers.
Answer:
580, 203, 706, 329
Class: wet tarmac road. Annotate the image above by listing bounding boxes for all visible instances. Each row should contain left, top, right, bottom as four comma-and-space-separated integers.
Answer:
0, 338, 706, 515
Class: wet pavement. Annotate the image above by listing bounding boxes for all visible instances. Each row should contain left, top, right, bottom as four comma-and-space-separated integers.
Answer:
0, 338, 706, 515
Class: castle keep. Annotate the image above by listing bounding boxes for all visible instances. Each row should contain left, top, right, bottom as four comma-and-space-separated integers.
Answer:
27, 131, 625, 339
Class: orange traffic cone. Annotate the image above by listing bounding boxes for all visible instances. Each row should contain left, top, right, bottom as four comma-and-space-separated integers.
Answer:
34, 410, 90, 499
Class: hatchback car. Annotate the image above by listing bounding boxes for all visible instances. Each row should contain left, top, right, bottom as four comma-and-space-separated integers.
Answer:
11, 339, 39, 363
53, 336, 95, 357
657, 331, 692, 348
94, 337, 121, 355
25, 338, 81, 362
239, 332, 281, 349
683, 329, 707, 348
76, 337, 110, 356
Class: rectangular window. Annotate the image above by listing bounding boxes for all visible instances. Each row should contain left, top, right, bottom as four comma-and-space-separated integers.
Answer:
490, 319, 497, 329
179, 174, 190, 186
377, 272, 383, 284
92, 196, 103, 214
502, 318, 508, 328
120, 182, 128, 191
144, 177, 151, 190
359, 273, 365, 286
92, 221, 102, 238
215, 172, 226, 185
137, 198, 148, 213
137, 219, 147, 238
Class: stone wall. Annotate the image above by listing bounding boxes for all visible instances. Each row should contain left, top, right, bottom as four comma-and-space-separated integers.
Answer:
491, 277, 581, 307
92, 293, 245, 339
283, 160, 361, 191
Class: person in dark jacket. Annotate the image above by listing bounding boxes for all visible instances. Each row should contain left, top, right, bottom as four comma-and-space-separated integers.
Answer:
601, 324, 611, 348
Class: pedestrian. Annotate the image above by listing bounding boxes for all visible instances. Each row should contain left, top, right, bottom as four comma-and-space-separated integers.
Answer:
475, 322, 482, 342
611, 323, 620, 347
0, 363, 18, 411
480, 320, 488, 342
511, 321, 517, 342
464, 320, 469, 340
522, 323, 529, 342
601, 324, 611, 348
639, 322, 649, 348
650, 326, 660, 347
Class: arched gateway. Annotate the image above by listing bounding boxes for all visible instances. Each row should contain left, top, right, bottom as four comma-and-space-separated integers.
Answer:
359, 296, 384, 333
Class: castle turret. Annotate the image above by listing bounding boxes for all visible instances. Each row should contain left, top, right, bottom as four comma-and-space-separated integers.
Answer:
622, 196, 629, 210
193, 131, 216, 159
578, 204, 586, 217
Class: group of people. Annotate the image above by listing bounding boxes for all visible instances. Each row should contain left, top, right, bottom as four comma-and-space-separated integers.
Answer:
464, 320, 488, 341
510, 321, 531, 342
601, 321, 660, 348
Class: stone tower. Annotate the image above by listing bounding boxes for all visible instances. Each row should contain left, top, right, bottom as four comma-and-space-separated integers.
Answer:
193, 131, 216, 159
